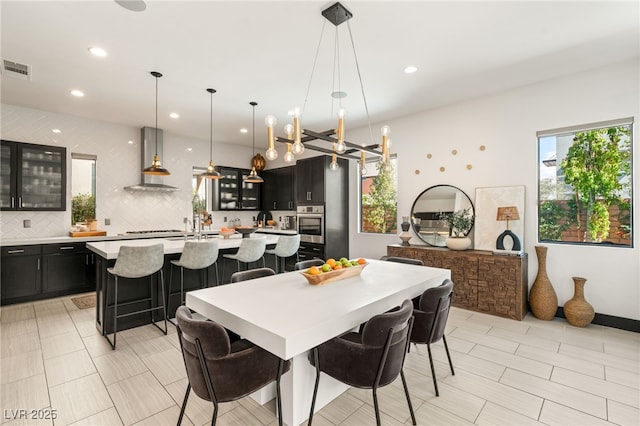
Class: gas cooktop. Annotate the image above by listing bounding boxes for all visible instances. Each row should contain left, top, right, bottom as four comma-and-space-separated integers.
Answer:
125, 229, 182, 234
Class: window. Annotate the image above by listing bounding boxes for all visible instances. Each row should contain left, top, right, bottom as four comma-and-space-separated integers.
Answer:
359, 158, 398, 234
71, 153, 96, 224
192, 167, 212, 228
537, 118, 633, 246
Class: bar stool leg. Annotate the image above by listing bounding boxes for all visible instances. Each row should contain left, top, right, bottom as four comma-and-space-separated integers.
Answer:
106, 276, 118, 350
159, 269, 168, 334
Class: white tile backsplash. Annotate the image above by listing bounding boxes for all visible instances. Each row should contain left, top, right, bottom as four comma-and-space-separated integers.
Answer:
1, 104, 266, 240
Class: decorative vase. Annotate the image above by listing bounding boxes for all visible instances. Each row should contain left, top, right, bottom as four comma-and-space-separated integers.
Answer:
87, 219, 98, 231
412, 217, 422, 234
445, 237, 471, 250
529, 246, 558, 320
564, 277, 594, 327
399, 216, 412, 246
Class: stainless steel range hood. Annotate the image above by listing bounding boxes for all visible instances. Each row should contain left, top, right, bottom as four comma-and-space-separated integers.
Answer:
124, 127, 179, 192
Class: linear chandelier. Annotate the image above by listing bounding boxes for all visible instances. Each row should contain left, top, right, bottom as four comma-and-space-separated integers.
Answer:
264, 2, 392, 172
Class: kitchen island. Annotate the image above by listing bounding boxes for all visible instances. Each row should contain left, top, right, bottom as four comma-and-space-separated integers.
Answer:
87, 234, 279, 336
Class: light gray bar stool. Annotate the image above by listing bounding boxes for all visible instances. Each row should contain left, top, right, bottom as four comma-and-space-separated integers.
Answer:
106, 244, 167, 350
169, 240, 220, 325
265, 234, 300, 273
222, 237, 266, 283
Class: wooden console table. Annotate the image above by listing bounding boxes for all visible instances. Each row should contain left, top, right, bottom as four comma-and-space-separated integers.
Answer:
387, 244, 528, 320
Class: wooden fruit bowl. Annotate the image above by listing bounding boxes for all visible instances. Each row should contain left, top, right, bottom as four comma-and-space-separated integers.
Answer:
301, 263, 368, 285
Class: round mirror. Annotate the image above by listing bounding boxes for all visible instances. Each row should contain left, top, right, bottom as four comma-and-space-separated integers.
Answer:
410, 184, 475, 247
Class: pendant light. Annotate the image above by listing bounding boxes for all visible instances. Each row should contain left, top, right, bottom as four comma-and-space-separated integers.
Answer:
244, 101, 264, 184
201, 88, 222, 179
143, 71, 170, 176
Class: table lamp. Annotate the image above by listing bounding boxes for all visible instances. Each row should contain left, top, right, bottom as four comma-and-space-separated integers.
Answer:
496, 206, 522, 251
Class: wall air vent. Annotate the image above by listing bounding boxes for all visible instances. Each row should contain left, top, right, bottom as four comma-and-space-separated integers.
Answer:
2, 59, 31, 80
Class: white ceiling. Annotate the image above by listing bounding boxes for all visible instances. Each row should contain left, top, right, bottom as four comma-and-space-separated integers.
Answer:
2, 1, 638, 148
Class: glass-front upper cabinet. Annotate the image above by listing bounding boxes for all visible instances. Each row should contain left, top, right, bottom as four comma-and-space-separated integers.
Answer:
212, 166, 261, 211
0, 140, 66, 211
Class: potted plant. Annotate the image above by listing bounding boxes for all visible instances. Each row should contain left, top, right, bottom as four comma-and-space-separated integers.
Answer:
439, 208, 474, 250
71, 193, 97, 231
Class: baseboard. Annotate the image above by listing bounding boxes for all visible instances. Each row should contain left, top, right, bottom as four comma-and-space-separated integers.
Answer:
555, 307, 640, 333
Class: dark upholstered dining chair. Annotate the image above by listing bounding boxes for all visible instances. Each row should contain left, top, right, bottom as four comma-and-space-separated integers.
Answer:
175, 306, 290, 426
294, 259, 325, 270
230, 267, 275, 283
308, 299, 416, 426
410, 279, 455, 396
380, 255, 424, 266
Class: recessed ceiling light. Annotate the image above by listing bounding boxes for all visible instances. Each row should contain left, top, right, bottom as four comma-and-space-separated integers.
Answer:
240, 128, 248, 134
169, 112, 179, 119
404, 65, 418, 74
70, 89, 85, 97
88, 47, 107, 57
128, 140, 134, 144
52, 129, 62, 134
186, 147, 193, 152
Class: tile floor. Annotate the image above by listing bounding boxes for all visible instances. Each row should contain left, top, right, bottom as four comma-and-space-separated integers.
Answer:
1, 294, 638, 426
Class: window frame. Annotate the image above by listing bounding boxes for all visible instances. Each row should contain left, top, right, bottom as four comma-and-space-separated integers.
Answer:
537, 117, 633, 247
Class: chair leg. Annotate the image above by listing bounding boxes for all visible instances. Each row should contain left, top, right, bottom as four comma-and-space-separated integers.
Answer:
274, 255, 279, 273
159, 269, 168, 335
168, 266, 182, 327
178, 383, 191, 425
105, 276, 118, 350
400, 369, 417, 425
308, 347, 321, 426
443, 335, 455, 375
426, 343, 439, 397
213, 262, 219, 286
180, 267, 185, 304
372, 387, 382, 426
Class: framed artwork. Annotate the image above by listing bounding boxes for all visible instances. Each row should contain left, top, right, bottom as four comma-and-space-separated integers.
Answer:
474, 185, 525, 251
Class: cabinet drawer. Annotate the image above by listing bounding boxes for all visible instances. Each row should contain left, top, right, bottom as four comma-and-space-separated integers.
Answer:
42, 242, 87, 255
2, 245, 41, 256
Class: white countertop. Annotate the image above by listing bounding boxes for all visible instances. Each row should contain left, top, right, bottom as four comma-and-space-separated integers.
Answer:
86, 233, 280, 259
2, 229, 297, 247
255, 228, 297, 235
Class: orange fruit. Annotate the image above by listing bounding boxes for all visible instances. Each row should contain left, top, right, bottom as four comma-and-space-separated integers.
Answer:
326, 258, 337, 267
333, 264, 343, 270
307, 266, 321, 275
357, 258, 366, 265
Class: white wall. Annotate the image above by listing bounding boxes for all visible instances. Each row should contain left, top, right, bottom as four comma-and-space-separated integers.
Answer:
348, 59, 640, 321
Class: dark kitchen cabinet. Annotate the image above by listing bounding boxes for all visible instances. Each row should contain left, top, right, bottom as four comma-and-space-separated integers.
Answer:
262, 166, 296, 211
212, 166, 261, 211
298, 242, 325, 262
0, 140, 66, 211
295, 155, 349, 261
296, 156, 326, 204
1, 245, 42, 304
42, 243, 95, 294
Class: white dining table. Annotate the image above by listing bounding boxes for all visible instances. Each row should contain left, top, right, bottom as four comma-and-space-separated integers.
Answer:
186, 258, 450, 426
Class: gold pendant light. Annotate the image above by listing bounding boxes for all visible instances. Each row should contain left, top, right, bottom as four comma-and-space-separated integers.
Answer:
245, 101, 264, 184
143, 71, 170, 176
201, 88, 222, 179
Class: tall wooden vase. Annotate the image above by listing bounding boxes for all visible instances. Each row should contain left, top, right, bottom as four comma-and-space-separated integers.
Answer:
529, 246, 558, 320
564, 277, 595, 327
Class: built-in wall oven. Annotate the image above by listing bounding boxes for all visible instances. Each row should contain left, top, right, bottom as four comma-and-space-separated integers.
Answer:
297, 205, 324, 244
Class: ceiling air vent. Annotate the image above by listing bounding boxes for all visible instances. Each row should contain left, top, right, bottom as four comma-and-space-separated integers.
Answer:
2, 59, 31, 80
